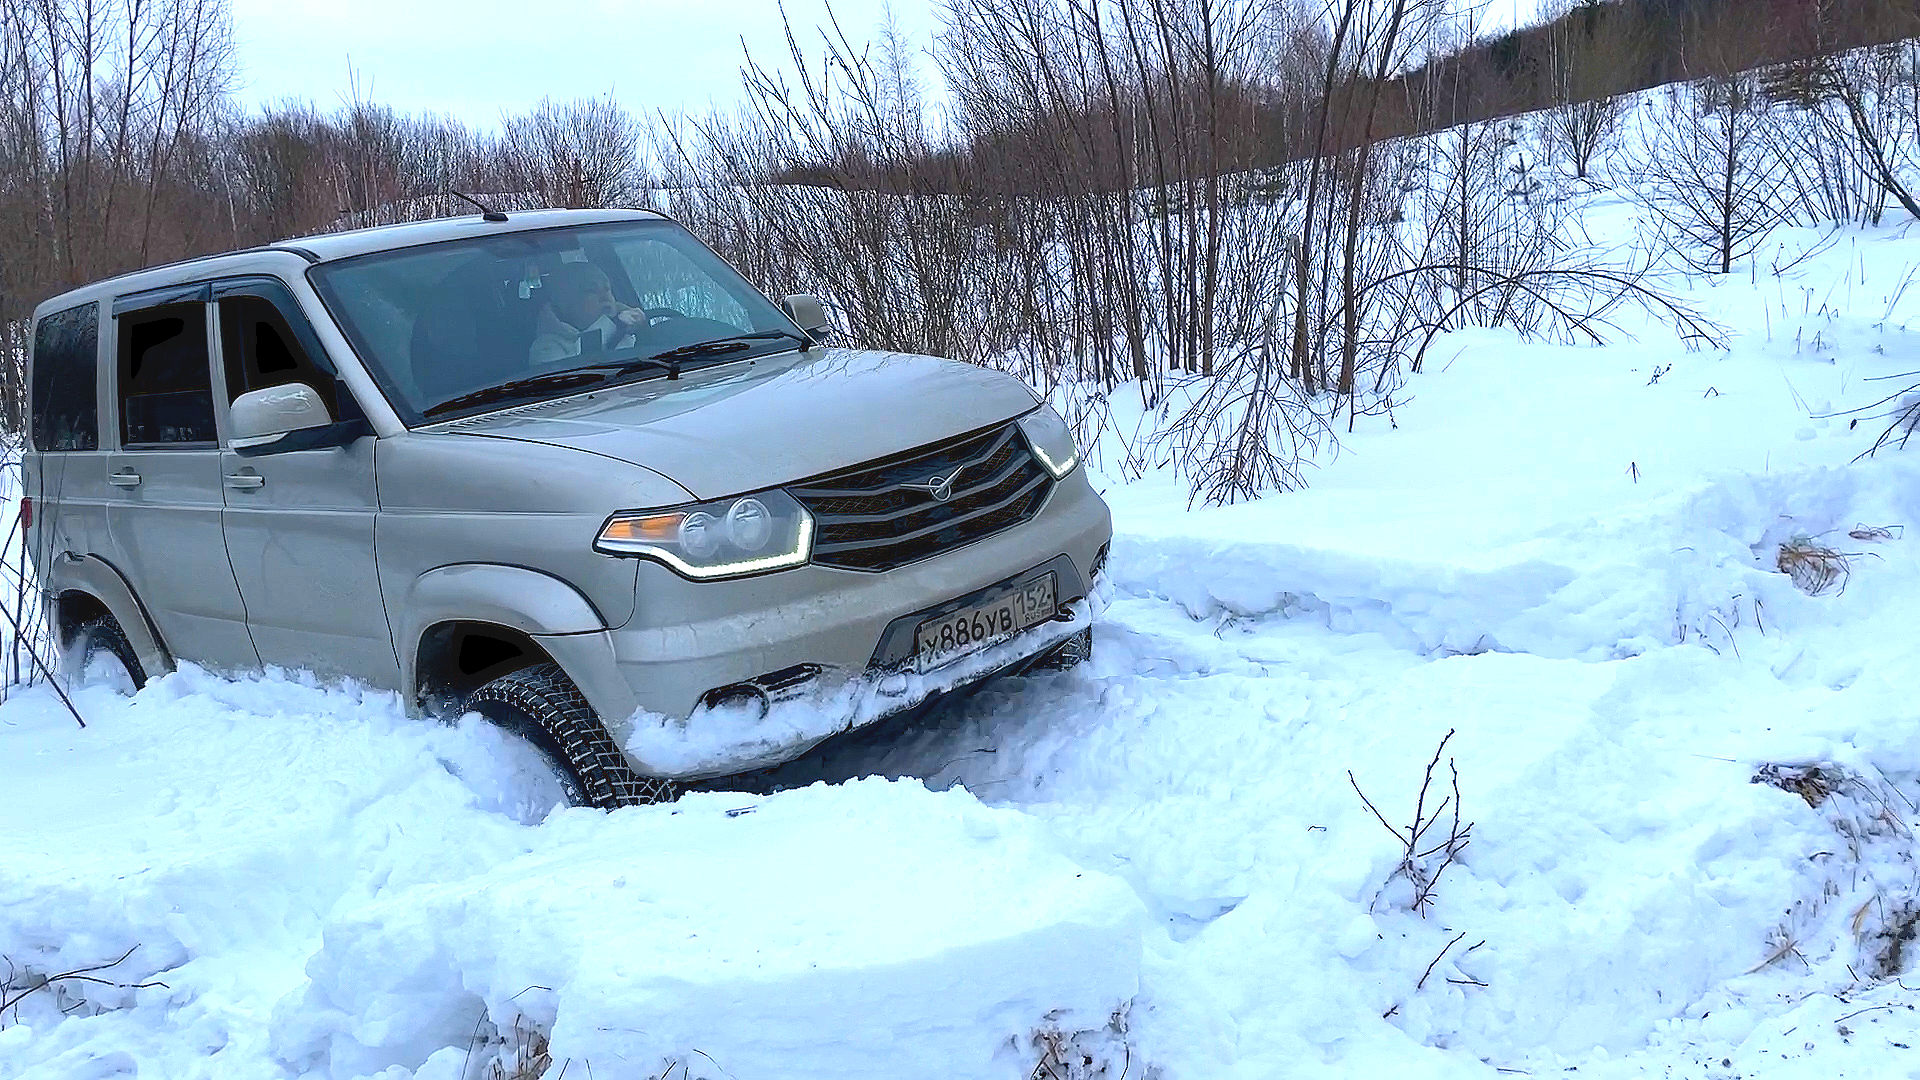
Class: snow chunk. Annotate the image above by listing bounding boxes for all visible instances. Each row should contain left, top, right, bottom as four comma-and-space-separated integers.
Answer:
273, 779, 1145, 1079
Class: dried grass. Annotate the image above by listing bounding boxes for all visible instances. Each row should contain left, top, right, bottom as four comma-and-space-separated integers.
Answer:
1026, 1008, 1138, 1080
1752, 762, 1845, 808
484, 1018, 552, 1080
1776, 535, 1852, 595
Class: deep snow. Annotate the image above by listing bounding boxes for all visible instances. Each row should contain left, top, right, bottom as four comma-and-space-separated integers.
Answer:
9, 126, 1920, 1080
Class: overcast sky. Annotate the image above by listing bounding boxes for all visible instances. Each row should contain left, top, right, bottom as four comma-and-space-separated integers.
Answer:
228, 0, 1534, 127
228, 0, 936, 125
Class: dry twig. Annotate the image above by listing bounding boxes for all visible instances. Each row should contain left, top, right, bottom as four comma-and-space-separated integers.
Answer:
0, 945, 166, 1021
1350, 729, 1475, 915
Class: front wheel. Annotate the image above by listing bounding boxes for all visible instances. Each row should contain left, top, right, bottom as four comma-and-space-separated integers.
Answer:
464, 663, 674, 810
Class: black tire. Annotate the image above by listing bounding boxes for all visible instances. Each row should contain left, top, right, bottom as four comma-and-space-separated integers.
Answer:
1030, 625, 1093, 672
464, 663, 675, 810
67, 615, 147, 691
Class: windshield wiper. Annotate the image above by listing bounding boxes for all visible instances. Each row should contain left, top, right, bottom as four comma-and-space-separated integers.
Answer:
646, 330, 809, 363
421, 358, 679, 418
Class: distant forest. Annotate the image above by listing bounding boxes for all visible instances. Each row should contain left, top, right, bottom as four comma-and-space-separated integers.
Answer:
792, 0, 1920, 193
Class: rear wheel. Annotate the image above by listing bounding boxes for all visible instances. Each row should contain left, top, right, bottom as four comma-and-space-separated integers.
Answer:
64, 615, 147, 693
464, 663, 675, 810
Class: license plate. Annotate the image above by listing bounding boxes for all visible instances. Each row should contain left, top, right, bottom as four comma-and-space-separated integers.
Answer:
914, 574, 1058, 672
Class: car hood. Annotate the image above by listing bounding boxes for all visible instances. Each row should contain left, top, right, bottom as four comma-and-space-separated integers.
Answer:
430, 348, 1039, 501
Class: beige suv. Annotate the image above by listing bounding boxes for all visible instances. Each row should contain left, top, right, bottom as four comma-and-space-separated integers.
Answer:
23, 209, 1112, 807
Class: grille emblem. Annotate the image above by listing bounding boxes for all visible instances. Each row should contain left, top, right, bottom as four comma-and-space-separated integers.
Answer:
901, 464, 967, 502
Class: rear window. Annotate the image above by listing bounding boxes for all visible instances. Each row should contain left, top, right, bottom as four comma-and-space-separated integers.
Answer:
30, 302, 101, 452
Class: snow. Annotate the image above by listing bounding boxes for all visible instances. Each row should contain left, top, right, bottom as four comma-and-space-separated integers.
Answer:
0, 669, 1142, 1079
9, 102, 1920, 1080
277, 779, 1141, 1080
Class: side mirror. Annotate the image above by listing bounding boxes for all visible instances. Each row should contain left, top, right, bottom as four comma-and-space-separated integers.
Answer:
229, 382, 370, 457
780, 294, 830, 340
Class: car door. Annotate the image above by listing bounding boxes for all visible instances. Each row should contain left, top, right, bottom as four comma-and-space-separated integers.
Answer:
211, 277, 398, 687
103, 287, 259, 672
28, 301, 112, 580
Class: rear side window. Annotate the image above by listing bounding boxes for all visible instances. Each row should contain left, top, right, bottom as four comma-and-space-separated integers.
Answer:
118, 302, 217, 447
218, 289, 339, 418
30, 303, 100, 451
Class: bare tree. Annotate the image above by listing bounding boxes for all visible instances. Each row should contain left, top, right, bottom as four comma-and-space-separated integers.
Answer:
0, 0, 1734, 511
1772, 94, 1881, 226
1534, 0, 1628, 181
1807, 42, 1920, 224
504, 94, 640, 209
1636, 76, 1794, 275
0, 0, 236, 427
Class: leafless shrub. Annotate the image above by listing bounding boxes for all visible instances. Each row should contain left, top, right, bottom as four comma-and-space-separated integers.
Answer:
1803, 43, 1920, 225
1531, 0, 1633, 181
0, 450, 84, 724
1776, 534, 1852, 595
1542, 96, 1627, 183
1636, 77, 1796, 275
1350, 728, 1474, 916
1774, 100, 1884, 226
504, 94, 641, 210
1154, 347, 1335, 504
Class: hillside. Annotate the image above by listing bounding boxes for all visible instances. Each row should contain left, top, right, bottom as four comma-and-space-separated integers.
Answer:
5, 79, 1920, 1079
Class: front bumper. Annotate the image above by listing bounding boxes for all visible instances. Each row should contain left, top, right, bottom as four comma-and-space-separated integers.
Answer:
535, 468, 1112, 779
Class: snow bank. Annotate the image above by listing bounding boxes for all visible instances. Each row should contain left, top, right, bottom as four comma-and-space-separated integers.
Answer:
273, 781, 1144, 1080
1113, 455, 1920, 662
0, 670, 1141, 1080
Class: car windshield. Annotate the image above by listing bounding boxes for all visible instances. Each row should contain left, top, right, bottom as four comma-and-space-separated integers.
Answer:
308, 219, 803, 424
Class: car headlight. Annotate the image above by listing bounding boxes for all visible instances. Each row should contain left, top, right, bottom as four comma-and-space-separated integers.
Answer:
596, 489, 813, 579
1018, 405, 1080, 479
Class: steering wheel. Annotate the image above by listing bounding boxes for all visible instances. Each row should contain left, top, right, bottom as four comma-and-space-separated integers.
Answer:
643, 307, 684, 323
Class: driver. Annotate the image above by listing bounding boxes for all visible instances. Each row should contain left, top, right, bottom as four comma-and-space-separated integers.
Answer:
529, 261, 650, 365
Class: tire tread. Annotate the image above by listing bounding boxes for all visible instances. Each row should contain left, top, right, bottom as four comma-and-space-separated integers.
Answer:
69, 615, 147, 690
466, 663, 674, 809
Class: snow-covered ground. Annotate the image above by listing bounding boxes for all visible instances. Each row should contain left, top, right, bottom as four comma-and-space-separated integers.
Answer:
8, 158, 1920, 1080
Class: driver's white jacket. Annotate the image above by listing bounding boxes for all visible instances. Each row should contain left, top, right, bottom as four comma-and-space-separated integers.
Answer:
529, 305, 638, 365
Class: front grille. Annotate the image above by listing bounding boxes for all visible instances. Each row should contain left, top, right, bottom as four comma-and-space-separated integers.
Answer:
791, 421, 1054, 572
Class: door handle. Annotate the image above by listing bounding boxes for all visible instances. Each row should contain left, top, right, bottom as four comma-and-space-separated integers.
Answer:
224, 473, 265, 491
107, 470, 141, 488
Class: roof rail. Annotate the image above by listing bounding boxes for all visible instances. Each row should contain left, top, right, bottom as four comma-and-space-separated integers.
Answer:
77, 243, 321, 292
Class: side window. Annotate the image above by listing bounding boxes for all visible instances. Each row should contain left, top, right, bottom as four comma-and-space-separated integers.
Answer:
218, 291, 338, 418
30, 302, 100, 451
609, 241, 752, 329
117, 302, 217, 447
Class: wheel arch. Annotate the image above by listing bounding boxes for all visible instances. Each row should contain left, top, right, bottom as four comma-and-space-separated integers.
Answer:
398, 564, 637, 723
414, 620, 551, 712
40, 554, 173, 679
